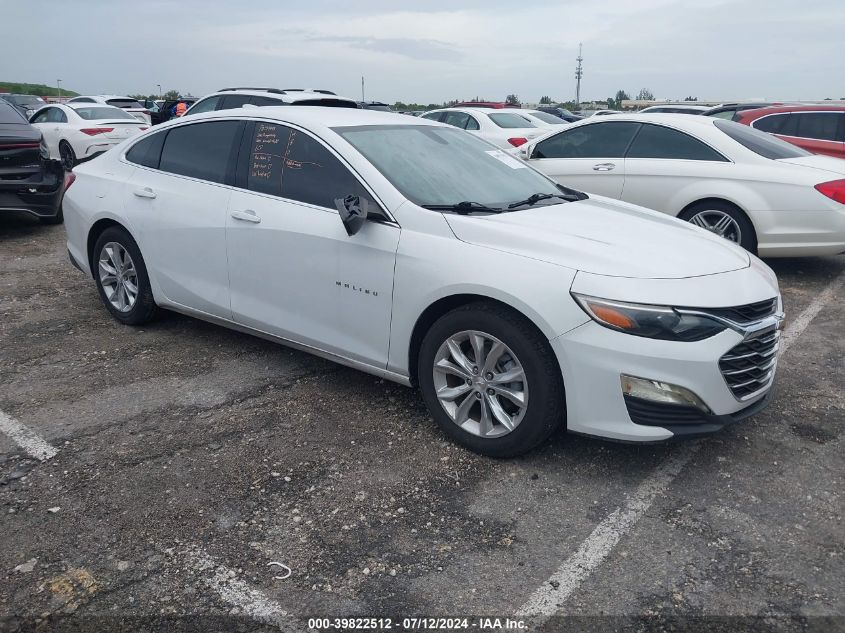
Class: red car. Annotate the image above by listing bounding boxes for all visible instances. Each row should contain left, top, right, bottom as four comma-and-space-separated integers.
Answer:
736, 105, 845, 159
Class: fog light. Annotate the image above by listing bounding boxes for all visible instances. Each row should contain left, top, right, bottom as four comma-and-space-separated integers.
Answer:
621, 375, 711, 413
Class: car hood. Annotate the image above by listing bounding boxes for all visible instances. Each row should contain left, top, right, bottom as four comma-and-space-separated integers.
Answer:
776, 155, 845, 177
443, 196, 751, 279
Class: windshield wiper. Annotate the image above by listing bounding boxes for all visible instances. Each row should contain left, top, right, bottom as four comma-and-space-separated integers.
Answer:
507, 191, 583, 209
421, 201, 504, 215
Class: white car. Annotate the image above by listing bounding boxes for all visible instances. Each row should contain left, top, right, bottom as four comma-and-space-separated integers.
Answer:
515, 113, 845, 256
516, 110, 570, 128
421, 107, 545, 148
30, 103, 148, 169
66, 95, 152, 125
639, 104, 710, 115
64, 107, 782, 456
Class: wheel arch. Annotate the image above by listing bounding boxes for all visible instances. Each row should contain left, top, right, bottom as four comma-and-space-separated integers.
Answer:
680, 196, 758, 233
406, 293, 562, 388
87, 218, 131, 278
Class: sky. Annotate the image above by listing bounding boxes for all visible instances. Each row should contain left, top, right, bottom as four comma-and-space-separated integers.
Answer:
2, 0, 843, 104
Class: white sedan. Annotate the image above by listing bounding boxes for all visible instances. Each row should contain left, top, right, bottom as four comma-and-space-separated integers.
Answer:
64, 107, 782, 456
516, 110, 570, 128
515, 113, 845, 256
30, 103, 148, 169
421, 107, 545, 148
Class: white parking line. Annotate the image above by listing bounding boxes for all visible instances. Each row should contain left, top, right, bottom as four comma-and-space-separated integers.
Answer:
184, 547, 291, 628
517, 268, 845, 618
779, 271, 845, 357
0, 410, 58, 461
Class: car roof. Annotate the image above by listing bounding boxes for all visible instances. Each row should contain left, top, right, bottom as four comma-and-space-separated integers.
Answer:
64, 102, 124, 110
430, 107, 527, 115
739, 104, 845, 117
202, 88, 356, 104
163, 105, 434, 131
567, 112, 720, 129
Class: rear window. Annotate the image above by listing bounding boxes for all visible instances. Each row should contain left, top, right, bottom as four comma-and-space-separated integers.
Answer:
10, 95, 45, 107
488, 113, 535, 128
528, 111, 566, 124
291, 98, 359, 109
715, 119, 810, 160
106, 99, 144, 109
0, 101, 26, 123
74, 107, 137, 121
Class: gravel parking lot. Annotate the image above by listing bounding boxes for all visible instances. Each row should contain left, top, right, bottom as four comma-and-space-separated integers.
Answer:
1, 214, 843, 631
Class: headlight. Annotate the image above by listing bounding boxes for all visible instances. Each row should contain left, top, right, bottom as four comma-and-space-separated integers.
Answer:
572, 293, 726, 342
39, 138, 50, 160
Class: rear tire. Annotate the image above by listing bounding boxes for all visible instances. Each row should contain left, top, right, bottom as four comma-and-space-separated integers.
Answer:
418, 302, 565, 457
93, 226, 159, 325
59, 141, 76, 170
679, 201, 757, 253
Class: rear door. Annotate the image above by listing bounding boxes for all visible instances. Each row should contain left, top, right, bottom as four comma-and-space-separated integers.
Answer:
123, 120, 243, 318
526, 121, 640, 197
621, 123, 732, 214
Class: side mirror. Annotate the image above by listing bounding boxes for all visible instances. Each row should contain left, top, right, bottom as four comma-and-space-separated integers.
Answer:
335, 195, 368, 236
519, 144, 533, 160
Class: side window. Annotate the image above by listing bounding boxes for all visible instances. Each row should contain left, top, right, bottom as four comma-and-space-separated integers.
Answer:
465, 115, 480, 131
753, 113, 789, 134
31, 109, 51, 123
125, 131, 167, 169
159, 121, 241, 184
708, 110, 734, 120
533, 122, 640, 159
443, 111, 471, 129
186, 96, 221, 115
220, 94, 252, 110
243, 122, 381, 215
421, 112, 442, 121
250, 96, 285, 107
48, 108, 68, 123
626, 124, 727, 161
792, 113, 841, 142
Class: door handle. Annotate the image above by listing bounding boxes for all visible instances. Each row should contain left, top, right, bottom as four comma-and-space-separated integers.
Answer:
231, 209, 261, 224
133, 187, 157, 199
592, 163, 616, 171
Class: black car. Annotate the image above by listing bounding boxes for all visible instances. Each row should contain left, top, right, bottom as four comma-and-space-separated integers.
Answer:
357, 101, 393, 112
0, 93, 48, 119
151, 98, 197, 125
536, 106, 583, 123
0, 100, 66, 224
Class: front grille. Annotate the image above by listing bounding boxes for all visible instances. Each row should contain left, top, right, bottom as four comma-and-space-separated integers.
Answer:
701, 298, 778, 324
719, 326, 779, 399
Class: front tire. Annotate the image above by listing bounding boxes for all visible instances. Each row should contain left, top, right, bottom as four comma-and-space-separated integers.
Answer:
679, 201, 757, 253
93, 226, 159, 325
418, 302, 565, 457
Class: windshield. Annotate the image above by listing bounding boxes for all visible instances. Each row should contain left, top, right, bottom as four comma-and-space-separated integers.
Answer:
714, 119, 810, 159
488, 113, 535, 128
529, 111, 567, 124
334, 124, 563, 209
10, 95, 45, 107
74, 106, 137, 120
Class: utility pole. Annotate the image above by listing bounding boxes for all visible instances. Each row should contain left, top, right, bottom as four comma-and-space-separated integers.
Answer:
157, 84, 162, 99
361, 76, 365, 102
57, 79, 62, 101
574, 43, 583, 108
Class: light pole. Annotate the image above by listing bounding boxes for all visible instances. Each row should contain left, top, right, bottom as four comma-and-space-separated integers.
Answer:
574, 43, 583, 108
57, 79, 62, 101
157, 84, 162, 99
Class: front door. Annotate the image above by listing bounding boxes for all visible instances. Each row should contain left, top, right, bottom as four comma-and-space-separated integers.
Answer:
226, 121, 400, 367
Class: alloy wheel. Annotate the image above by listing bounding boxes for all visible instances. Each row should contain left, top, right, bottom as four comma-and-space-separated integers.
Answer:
98, 242, 138, 312
688, 209, 742, 243
432, 330, 528, 438
59, 143, 75, 170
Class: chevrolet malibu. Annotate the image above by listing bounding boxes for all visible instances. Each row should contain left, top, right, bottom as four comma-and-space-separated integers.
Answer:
63, 108, 783, 456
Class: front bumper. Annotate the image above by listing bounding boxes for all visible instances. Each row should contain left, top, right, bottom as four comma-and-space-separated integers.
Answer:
0, 159, 65, 218
551, 320, 777, 442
